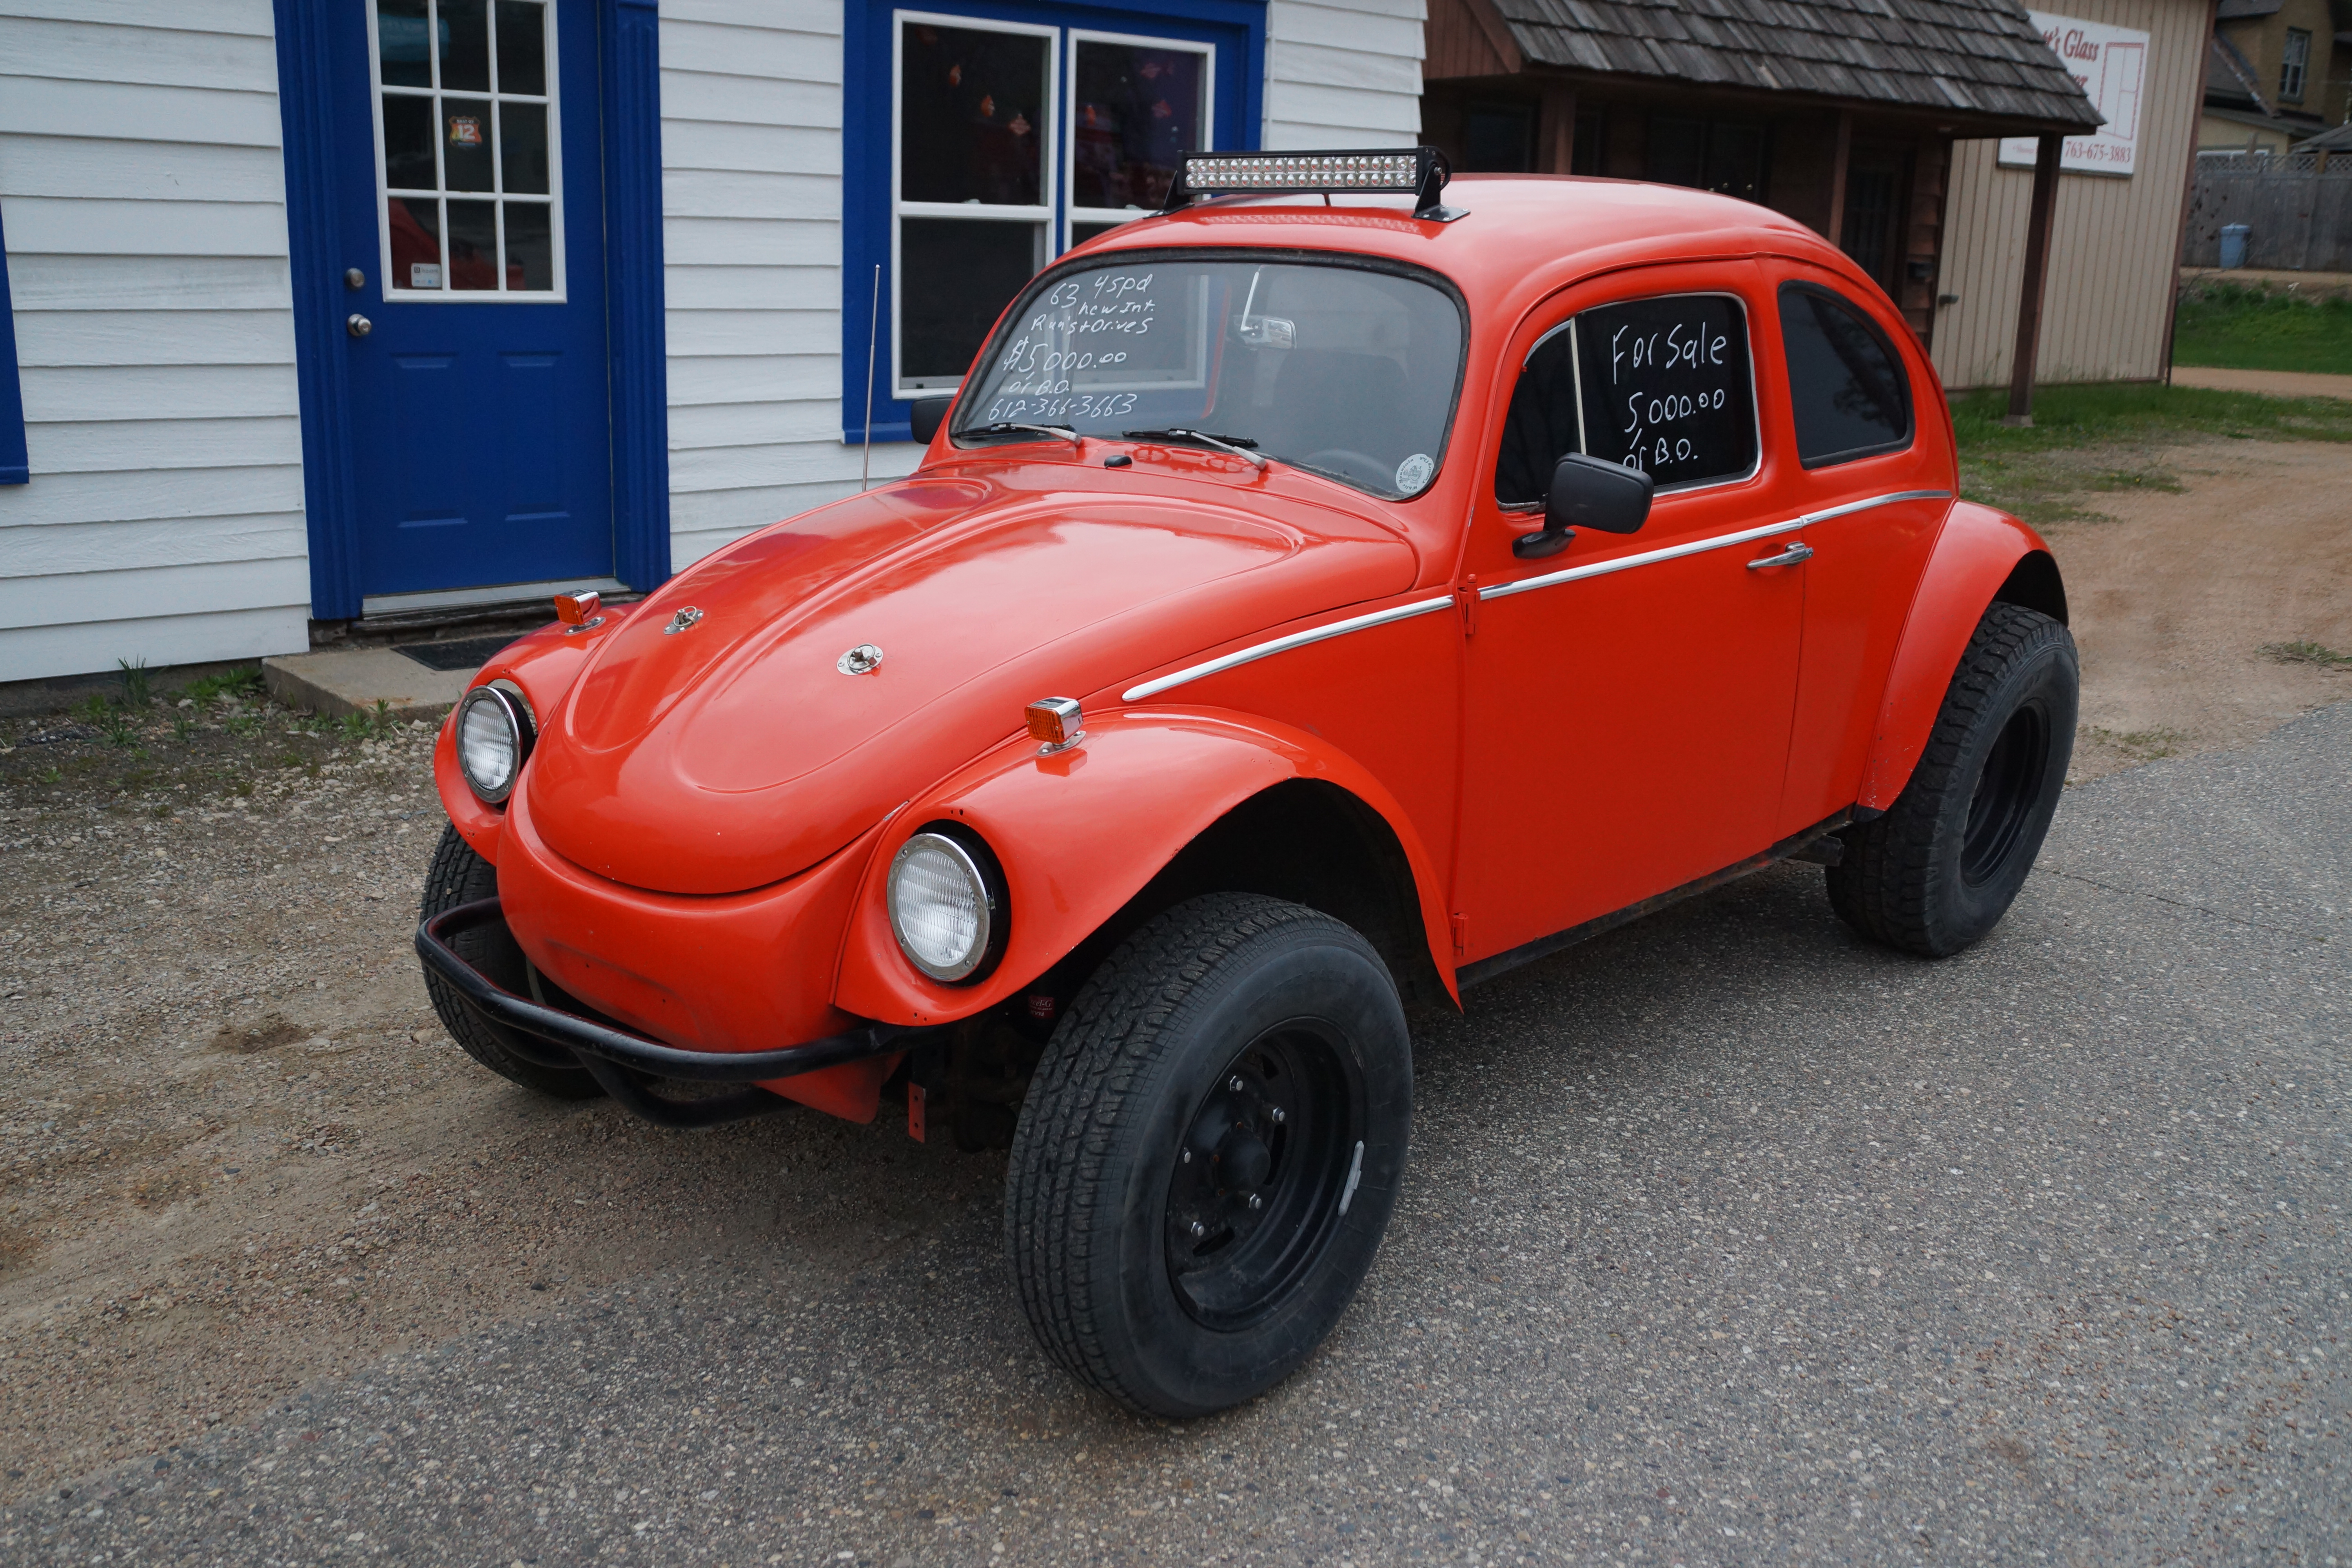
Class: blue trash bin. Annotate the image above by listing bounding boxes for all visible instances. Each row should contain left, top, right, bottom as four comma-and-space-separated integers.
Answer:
2219, 223, 2251, 269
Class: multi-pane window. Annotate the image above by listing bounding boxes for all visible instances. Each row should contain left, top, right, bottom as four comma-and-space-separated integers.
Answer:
2281, 29, 2310, 102
891, 11, 1211, 394
372, 0, 563, 298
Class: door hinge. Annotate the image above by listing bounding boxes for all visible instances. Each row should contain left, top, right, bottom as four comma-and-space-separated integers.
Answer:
1455, 577, 1479, 637
1450, 911, 1468, 956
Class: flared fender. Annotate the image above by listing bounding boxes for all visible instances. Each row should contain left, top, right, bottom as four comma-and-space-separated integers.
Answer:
1858, 502, 2063, 811
833, 708, 1461, 1024
430, 604, 643, 865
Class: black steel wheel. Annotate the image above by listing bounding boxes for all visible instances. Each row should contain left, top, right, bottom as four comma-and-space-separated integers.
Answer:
419, 824, 604, 1099
1828, 601, 2077, 957
1006, 893, 1410, 1418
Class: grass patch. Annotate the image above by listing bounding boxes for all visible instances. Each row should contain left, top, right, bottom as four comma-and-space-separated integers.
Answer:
2089, 725, 2187, 762
1950, 381, 2352, 524
2172, 283, 2352, 377
2261, 639, 2352, 669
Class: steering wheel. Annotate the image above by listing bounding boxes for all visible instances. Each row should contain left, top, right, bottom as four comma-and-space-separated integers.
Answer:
1301, 449, 1392, 488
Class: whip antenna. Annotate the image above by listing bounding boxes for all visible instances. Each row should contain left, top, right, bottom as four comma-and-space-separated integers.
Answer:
861, 263, 880, 490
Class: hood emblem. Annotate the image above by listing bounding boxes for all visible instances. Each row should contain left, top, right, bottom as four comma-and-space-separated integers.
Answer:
837, 643, 885, 676
662, 606, 703, 636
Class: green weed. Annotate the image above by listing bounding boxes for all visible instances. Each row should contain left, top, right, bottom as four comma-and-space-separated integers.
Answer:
117, 657, 152, 707
2261, 639, 2352, 669
183, 667, 263, 706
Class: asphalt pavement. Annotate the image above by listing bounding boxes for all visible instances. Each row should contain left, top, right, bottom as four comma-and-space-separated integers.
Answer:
7, 701, 2348, 1566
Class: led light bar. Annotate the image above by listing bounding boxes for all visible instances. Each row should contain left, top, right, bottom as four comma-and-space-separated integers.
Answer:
1161, 146, 1466, 222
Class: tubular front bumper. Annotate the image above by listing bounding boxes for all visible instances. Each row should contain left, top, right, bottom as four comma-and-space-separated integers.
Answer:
416, 897, 920, 1127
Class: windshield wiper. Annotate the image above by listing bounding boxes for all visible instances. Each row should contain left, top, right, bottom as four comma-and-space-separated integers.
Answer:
1122, 428, 1268, 469
966, 421, 1081, 448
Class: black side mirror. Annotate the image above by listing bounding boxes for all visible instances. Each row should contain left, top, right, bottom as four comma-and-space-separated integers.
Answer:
1512, 453, 1654, 559
908, 396, 953, 446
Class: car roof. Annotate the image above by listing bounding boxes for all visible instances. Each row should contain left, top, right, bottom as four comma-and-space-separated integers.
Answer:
1072, 174, 1854, 309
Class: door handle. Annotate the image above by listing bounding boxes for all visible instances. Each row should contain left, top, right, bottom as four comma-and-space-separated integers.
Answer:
1747, 541, 1813, 570
347, 314, 372, 338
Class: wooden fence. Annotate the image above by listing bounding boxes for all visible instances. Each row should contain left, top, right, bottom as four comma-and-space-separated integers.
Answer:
2181, 157, 2352, 272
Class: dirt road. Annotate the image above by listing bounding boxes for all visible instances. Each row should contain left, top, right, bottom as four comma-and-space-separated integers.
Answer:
2, 436, 2348, 1503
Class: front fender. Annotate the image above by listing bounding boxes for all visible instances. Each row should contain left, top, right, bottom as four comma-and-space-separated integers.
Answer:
431, 605, 642, 864
833, 708, 1459, 1024
1858, 502, 2062, 809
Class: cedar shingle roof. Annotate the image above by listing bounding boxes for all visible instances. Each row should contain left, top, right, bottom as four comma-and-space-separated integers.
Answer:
1486, 0, 2106, 128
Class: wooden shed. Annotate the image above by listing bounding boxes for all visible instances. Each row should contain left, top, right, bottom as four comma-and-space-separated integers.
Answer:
1419, 0, 2105, 410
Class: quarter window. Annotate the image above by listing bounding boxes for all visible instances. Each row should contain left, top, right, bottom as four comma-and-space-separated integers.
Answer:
1494, 292, 1758, 504
1777, 283, 1913, 468
371, 0, 561, 298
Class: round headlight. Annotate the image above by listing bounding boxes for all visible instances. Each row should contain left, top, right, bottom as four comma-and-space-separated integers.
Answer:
886, 829, 1003, 983
454, 685, 534, 804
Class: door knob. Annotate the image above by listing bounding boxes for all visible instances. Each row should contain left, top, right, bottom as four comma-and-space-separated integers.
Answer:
347, 314, 372, 338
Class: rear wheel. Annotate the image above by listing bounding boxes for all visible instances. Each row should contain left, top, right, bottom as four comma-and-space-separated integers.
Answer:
1828, 602, 2077, 956
419, 824, 604, 1099
1005, 893, 1410, 1417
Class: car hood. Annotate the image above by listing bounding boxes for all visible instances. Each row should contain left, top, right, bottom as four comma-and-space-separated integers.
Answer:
523, 467, 1417, 895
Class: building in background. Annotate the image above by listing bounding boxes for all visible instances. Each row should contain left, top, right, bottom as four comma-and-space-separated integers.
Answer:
0, 0, 1424, 684
2199, 0, 2349, 153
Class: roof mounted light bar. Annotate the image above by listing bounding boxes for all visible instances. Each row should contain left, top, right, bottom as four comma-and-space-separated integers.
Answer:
1160, 147, 1468, 222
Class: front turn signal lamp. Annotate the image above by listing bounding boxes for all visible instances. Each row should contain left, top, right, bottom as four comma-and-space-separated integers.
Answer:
455, 684, 534, 804
554, 590, 604, 631
1026, 696, 1084, 753
886, 828, 1007, 984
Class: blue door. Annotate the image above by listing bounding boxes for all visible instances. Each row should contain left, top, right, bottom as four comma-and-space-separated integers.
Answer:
330, 0, 615, 604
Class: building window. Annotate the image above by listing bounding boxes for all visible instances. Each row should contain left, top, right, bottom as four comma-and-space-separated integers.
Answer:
846, 0, 1263, 438
1646, 115, 1768, 205
370, 0, 564, 298
2281, 28, 2310, 102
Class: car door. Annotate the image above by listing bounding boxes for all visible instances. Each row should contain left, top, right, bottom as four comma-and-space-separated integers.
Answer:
1454, 263, 1808, 970
1766, 269, 1956, 838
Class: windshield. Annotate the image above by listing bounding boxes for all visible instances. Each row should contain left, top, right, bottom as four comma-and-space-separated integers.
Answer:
955, 255, 1465, 499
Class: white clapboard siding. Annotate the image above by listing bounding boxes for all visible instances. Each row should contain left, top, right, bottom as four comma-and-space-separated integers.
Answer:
0, 1, 309, 684
654, 0, 1426, 572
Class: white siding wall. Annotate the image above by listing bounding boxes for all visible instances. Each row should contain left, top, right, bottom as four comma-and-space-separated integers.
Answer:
655, 0, 1425, 571
0, 0, 309, 682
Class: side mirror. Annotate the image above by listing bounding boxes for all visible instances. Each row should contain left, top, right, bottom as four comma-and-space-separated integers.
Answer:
908, 396, 953, 446
1512, 453, 1654, 559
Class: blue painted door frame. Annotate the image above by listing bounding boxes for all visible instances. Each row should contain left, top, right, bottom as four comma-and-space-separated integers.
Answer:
275, 0, 670, 621
842, 0, 1265, 444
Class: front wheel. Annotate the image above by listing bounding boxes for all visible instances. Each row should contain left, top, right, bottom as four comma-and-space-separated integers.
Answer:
1829, 601, 2078, 956
1005, 894, 1411, 1418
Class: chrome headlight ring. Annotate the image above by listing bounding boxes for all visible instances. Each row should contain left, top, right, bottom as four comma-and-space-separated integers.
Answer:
454, 683, 535, 805
886, 827, 1008, 984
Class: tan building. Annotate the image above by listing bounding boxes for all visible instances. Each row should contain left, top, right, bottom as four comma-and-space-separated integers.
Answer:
2201, 0, 2351, 151
1934, 0, 2216, 388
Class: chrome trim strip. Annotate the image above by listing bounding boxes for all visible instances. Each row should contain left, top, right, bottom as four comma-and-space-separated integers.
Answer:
1121, 595, 1455, 701
1478, 488, 1951, 603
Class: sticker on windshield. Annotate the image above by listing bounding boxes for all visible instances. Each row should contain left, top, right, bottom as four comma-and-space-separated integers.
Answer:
1394, 453, 1435, 494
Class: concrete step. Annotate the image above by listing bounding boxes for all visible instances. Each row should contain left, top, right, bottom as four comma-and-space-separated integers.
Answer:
263, 646, 476, 722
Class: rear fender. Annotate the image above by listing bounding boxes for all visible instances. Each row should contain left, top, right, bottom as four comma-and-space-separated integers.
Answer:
1858, 503, 2063, 810
431, 604, 641, 864
833, 708, 1459, 1024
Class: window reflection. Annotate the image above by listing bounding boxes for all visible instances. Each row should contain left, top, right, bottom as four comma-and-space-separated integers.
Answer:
1072, 42, 1201, 211
899, 24, 1047, 205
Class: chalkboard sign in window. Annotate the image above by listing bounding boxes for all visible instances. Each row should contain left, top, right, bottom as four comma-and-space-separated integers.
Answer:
1574, 294, 1757, 490
1777, 283, 1912, 469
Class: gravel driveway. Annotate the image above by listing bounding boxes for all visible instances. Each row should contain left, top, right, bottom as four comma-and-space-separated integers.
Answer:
2, 680, 2345, 1564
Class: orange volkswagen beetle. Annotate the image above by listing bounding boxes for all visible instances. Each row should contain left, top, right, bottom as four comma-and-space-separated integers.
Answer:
419, 153, 2076, 1418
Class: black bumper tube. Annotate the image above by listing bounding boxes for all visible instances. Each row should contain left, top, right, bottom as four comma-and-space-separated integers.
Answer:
415, 897, 918, 1128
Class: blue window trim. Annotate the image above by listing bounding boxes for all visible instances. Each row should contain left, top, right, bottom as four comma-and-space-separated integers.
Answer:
272, 0, 670, 621
841, 0, 1265, 445
0, 198, 29, 486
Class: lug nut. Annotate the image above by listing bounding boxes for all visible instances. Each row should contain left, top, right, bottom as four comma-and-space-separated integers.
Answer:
1248, 1194, 1265, 1211
1229, 1075, 1246, 1093
1189, 1221, 1208, 1239
1180, 1147, 1192, 1164
1269, 1107, 1286, 1124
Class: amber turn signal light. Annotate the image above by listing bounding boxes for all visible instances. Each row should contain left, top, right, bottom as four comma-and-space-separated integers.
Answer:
1026, 696, 1084, 753
554, 590, 602, 627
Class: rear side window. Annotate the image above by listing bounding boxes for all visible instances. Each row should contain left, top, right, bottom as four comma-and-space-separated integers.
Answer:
1777, 283, 1913, 468
1494, 292, 1758, 506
